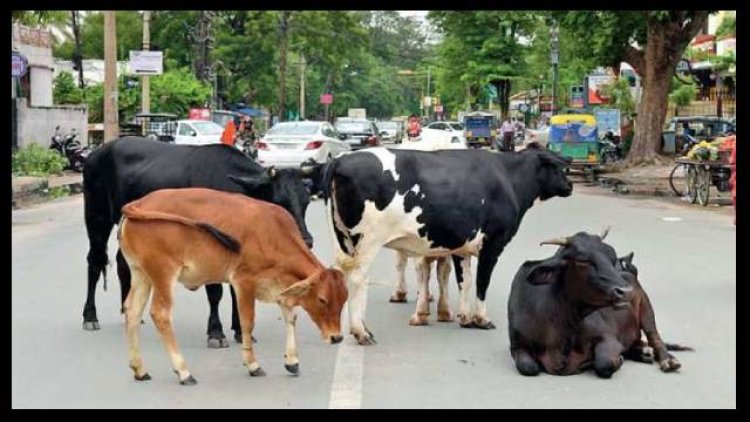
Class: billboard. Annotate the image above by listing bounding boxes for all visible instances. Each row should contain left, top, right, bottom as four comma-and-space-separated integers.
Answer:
587, 74, 613, 105
129, 51, 163, 75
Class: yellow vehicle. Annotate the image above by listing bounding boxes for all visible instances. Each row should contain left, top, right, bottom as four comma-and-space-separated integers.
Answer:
547, 113, 601, 181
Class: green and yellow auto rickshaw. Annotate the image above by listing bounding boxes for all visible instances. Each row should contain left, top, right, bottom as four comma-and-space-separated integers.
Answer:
547, 113, 601, 181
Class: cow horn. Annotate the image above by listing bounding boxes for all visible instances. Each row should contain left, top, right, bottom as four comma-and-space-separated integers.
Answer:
267, 166, 277, 178
600, 226, 611, 240
539, 237, 570, 247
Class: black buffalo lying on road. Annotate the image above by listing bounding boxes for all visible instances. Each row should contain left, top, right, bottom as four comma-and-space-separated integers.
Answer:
508, 229, 692, 378
82, 137, 314, 347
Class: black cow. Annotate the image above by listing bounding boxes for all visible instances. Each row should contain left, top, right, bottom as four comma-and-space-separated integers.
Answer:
321, 144, 573, 345
508, 230, 691, 378
82, 138, 313, 347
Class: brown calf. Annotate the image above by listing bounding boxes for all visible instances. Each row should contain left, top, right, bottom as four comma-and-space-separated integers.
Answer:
118, 188, 347, 384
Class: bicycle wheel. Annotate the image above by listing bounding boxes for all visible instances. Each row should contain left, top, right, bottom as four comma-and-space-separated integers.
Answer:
669, 163, 689, 197
686, 165, 698, 204
697, 166, 711, 206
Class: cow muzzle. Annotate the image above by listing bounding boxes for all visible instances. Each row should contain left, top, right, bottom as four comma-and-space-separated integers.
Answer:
611, 285, 633, 308
330, 335, 343, 344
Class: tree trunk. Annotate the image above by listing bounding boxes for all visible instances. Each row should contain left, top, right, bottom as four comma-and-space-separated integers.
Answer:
626, 12, 709, 164
191, 11, 215, 83
627, 24, 679, 164
277, 11, 291, 123
494, 80, 512, 120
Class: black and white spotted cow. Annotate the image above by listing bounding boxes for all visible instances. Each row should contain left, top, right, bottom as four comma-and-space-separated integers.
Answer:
322, 144, 573, 345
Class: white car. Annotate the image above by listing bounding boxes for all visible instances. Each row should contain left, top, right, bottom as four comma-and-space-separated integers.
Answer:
257, 121, 351, 168
173, 120, 225, 146
397, 121, 467, 151
420, 121, 467, 147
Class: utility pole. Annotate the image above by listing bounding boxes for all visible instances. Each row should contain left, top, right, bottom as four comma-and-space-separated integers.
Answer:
299, 54, 306, 120
277, 11, 291, 123
103, 11, 118, 142
71, 11, 85, 90
550, 23, 560, 116
141, 11, 150, 115
426, 66, 431, 119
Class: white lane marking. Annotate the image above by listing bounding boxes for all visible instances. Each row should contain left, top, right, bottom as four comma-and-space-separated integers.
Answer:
661, 217, 683, 222
329, 306, 364, 409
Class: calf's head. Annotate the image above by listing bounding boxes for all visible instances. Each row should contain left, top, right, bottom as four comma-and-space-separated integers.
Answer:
277, 268, 348, 344
527, 228, 632, 310
229, 167, 314, 248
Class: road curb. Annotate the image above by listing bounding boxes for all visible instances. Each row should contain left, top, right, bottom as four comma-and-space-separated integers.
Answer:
12, 176, 83, 209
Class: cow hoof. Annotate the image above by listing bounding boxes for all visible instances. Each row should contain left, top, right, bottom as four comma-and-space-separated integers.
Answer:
179, 375, 198, 386
458, 314, 474, 328
389, 292, 408, 303
353, 333, 377, 346
207, 337, 230, 349
285, 363, 300, 375
437, 311, 454, 322
472, 318, 496, 330
408, 315, 429, 326
134, 372, 151, 381
82, 321, 100, 331
660, 357, 681, 372
249, 367, 266, 377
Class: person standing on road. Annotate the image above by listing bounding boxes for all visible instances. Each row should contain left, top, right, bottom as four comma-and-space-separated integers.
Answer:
499, 118, 515, 151
221, 117, 238, 147
237, 115, 259, 160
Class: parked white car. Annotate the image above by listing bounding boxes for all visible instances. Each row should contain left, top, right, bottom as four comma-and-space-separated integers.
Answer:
173, 120, 225, 145
396, 121, 467, 151
257, 121, 351, 168
420, 121, 467, 147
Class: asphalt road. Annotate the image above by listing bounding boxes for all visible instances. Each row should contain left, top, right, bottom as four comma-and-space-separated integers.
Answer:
12, 186, 735, 408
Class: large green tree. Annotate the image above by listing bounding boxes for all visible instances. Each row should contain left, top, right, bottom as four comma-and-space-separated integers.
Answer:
429, 11, 537, 119
558, 11, 710, 164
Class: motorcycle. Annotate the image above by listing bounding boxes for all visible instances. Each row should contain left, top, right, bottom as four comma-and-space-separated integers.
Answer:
598, 131, 624, 164
49, 126, 91, 172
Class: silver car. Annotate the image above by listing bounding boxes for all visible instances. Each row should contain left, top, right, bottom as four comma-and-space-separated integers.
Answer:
377, 121, 404, 144
256, 121, 351, 168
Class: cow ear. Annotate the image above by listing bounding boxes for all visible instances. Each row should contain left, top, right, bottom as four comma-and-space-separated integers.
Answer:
526, 258, 565, 285
618, 252, 638, 276
228, 174, 271, 192
278, 279, 313, 306
619, 252, 634, 266
279, 279, 313, 298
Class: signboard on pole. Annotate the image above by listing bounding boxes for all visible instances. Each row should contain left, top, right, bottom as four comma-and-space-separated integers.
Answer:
587, 74, 613, 105
189, 108, 211, 120
594, 108, 621, 137
11, 52, 28, 78
320, 93, 333, 104
423, 96, 432, 107
129, 51, 163, 75
569, 85, 584, 108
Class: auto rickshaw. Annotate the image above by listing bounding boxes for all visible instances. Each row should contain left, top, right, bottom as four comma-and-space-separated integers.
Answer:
547, 113, 600, 181
462, 111, 498, 149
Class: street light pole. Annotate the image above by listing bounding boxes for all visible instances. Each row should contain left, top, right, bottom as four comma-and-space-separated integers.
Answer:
550, 23, 560, 117
426, 66, 431, 119
103, 11, 119, 143
300, 54, 306, 120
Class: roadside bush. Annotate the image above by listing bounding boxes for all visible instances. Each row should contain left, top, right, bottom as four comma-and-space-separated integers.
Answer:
12, 143, 68, 177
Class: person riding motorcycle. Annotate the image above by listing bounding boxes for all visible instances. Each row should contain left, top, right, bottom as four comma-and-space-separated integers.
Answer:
237, 115, 259, 160
406, 114, 422, 140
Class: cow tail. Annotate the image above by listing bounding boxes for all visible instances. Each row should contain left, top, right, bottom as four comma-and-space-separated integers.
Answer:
122, 204, 241, 253
664, 343, 694, 352
321, 157, 339, 204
